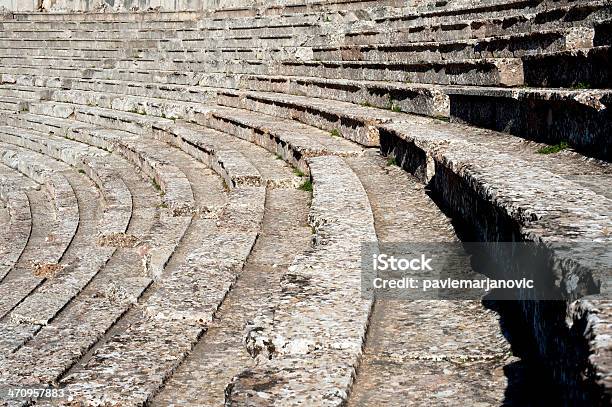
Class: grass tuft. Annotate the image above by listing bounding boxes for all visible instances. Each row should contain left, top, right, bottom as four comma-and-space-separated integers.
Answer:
293, 168, 305, 177
330, 128, 341, 138
571, 82, 590, 90
299, 179, 313, 192
387, 156, 398, 166
152, 179, 162, 192
537, 141, 569, 154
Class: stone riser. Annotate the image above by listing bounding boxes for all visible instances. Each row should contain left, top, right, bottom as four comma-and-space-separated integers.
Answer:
1, 56, 526, 87
1, 1, 608, 48
6, 71, 611, 160
0, 182, 31, 282
448, 91, 612, 161
0, 26, 595, 65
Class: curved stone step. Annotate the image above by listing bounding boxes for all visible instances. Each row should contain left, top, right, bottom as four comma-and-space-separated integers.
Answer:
152, 121, 264, 188
0, 25, 594, 63
214, 89, 612, 190
2, 0, 605, 48
345, 1, 610, 45
0, 126, 133, 353
380, 118, 612, 294
0, 172, 161, 388
4, 108, 194, 219
0, 131, 211, 394
0, 52, 526, 87
200, 106, 363, 174
0, 165, 32, 282
227, 154, 376, 406
152, 187, 310, 406
153, 121, 305, 189
58, 127, 196, 281
60, 184, 263, 406
344, 152, 511, 406
0, 125, 132, 235
0, 144, 79, 319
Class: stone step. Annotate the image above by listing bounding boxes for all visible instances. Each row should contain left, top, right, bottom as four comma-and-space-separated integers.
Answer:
381, 116, 611, 280
0, 85, 46, 101
153, 121, 271, 189
345, 1, 611, 45
61, 183, 265, 405
218, 87, 612, 166
167, 123, 302, 188
41, 88, 213, 122
0, 121, 230, 393
2, 0, 602, 41
345, 152, 510, 406
0, 25, 595, 64
379, 117, 612, 401
200, 105, 363, 175
5, 109, 194, 273
0, 96, 28, 112
0, 19, 320, 41
235, 57, 524, 87
523, 45, 611, 88
0, 50, 526, 87
110, 98, 303, 190
6, 71, 612, 161
227, 154, 376, 406
0, 23, 315, 42
64, 129, 195, 223
0, 167, 32, 282
216, 88, 396, 147
0, 0, 543, 22
310, 27, 594, 62
444, 86, 612, 161
0, 143, 79, 320
26, 101, 174, 136
0, 125, 136, 356
153, 187, 310, 405
0, 159, 161, 390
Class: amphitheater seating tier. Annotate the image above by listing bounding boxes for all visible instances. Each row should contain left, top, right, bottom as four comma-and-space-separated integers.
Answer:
0, 0, 610, 405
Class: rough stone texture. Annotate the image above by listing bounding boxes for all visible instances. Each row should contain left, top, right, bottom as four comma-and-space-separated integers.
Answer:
0, 144, 79, 320
226, 155, 376, 406
0, 166, 31, 282
152, 186, 310, 406
0, 0, 610, 405
345, 152, 511, 406
61, 184, 263, 405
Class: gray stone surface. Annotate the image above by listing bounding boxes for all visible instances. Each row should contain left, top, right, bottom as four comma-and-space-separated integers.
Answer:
0, 143, 79, 320
227, 155, 376, 406
0, 165, 31, 282
0, 0, 610, 404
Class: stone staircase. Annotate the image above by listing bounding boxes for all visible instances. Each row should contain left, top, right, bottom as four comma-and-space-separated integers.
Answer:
0, 0, 610, 405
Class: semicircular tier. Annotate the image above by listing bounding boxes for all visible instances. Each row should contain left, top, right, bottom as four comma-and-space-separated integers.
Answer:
0, 1, 610, 405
